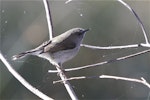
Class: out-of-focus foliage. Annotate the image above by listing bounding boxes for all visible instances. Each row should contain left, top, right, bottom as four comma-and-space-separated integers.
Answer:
0, 0, 150, 99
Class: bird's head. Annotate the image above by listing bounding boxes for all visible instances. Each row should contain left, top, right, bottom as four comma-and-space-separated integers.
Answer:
67, 28, 89, 44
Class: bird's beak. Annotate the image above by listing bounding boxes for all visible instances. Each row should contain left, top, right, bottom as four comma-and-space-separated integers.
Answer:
83, 29, 90, 33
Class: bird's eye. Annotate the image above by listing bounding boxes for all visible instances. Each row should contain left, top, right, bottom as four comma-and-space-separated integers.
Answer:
77, 32, 83, 36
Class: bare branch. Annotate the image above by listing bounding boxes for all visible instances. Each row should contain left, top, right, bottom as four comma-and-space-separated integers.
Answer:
117, 0, 149, 45
54, 74, 150, 89
43, 0, 53, 39
0, 52, 53, 100
48, 49, 150, 73
54, 76, 87, 84
54, 64, 78, 100
100, 75, 150, 88
81, 44, 139, 50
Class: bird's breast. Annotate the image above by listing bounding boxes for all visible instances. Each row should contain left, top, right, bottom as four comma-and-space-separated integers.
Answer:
51, 46, 80, 64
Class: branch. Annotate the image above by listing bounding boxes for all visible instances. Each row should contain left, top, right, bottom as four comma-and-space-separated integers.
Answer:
117, 0, 149, 45
81, 44, 139, 50
43, 0, 53, 39
0, 52, 53, 100
54, 64, 78, 100
53, 74, 150, 89
100, 75, 150, 88
81, 43, 150, 50
53, 76, 87, 84
48, 49, 150, 73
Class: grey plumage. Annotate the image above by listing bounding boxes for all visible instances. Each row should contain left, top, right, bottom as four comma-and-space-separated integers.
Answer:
12, 28, 89, 66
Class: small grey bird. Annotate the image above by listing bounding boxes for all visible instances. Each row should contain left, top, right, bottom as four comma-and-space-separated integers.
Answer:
12, 28, 89, 67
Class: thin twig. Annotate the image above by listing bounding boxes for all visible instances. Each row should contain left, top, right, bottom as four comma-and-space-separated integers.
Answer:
81, 44, 139, 50
53, 76, 99, 84
0, 52, 53, 100
43, 0, 53, 39
100, 75, 150, 88
48, 49, 150, 73
54, 74, 150, 88
118, 0, 149, 45
54, 76, 87, 84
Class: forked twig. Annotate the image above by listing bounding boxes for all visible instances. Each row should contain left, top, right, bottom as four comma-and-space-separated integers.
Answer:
54, 64, 78, 100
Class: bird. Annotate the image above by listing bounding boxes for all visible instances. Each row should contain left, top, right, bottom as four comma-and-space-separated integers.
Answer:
12, 28, 89, 67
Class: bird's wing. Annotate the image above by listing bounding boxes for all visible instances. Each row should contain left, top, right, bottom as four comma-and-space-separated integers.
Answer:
25, 40, 52, 53
42, 37, 76, 54
11, 40, 52, 60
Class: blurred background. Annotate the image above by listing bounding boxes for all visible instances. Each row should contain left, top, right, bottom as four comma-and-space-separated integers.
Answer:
0, 0, 150, 99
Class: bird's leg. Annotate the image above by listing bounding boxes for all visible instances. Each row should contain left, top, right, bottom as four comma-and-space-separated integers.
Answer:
53, 63, 68, 83
58, 63, 66, 72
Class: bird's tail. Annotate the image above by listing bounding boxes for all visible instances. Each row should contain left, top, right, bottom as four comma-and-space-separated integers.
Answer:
12, 48, 41, 60
12, 52, 29, 60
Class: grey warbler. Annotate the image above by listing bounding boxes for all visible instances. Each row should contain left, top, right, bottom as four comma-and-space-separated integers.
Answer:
12, 28, 89, 67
